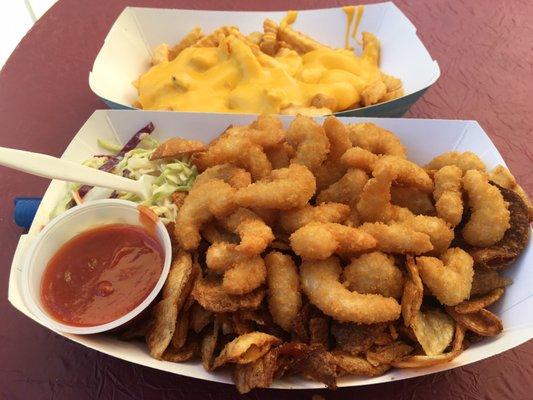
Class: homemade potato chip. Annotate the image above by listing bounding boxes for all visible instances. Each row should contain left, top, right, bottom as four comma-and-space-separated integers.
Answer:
366, 341, 413, 366
453, 288, 505, 314
334, 352, 391, 377
201, 320, 220, 371
309, 316, 329, 348
233, 350, 278, 393
213, 332, 281, 368
290, 345, 337, 389
189, 302, 213, 333
445, 307, 503, 337
401, 257, 424, 327
162, 336, 200, 362
411, 309, 455, 356
470, 270, 512, 297
146, 251, 195, 359
331, 322, 386, 355
468, 185, 530, 269
392, 325, 465, 368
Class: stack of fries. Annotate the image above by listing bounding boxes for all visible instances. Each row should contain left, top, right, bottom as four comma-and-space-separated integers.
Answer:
135, 14, 404, 115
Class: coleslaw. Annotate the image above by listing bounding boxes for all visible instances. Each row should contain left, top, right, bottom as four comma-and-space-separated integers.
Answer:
51, 123, 197, 224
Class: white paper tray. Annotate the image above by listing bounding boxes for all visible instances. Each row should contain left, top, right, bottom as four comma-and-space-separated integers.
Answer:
89, 2, 440, 118
8, 110, 532, 389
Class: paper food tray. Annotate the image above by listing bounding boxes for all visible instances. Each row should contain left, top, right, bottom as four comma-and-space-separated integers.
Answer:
89, 2, 440, 118
9, 110, 532, 389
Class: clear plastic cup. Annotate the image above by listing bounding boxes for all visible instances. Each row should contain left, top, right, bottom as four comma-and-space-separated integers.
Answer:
21, 199, 172, 334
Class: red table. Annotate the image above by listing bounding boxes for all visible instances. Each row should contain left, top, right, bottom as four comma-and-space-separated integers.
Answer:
0, 1, 531, 399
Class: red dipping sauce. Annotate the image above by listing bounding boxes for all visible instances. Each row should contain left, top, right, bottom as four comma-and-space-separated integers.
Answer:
41, 223, 164, 327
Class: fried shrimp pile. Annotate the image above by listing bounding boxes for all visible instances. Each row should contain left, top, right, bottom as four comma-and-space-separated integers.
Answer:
134, 116, 530, 393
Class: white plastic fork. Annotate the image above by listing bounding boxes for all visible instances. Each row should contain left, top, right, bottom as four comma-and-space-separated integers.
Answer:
0, 146, 155, 200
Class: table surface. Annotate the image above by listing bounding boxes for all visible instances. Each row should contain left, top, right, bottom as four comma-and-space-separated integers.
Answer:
1, 0, 532, 399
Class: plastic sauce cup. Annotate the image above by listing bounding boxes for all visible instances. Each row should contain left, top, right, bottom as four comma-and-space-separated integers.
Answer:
21, 199, 172, 335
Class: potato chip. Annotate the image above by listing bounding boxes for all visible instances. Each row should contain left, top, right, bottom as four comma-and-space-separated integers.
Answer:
162, 336, 199, 362
189, 302, 213, 333
468, 185, 530, 269
171, 305, 191, 350
233, 349, 278, 393
445, 307, 503, 337
411, 309, 455, 356
291, 345, 337, 389
392, 325, 465, 368
402, 257, 424, 327
366, 342, 413, 366
213, 332, 282, 368
454, 288, 505, 314
201, 320, 219, 371
146, 251, 195, 359
470, 270, 512, 297
309, 316, 329, 348
232, 313, 255, 335
333, 352, 391, 377
331, 322, 386, 355
192, 276, 265, 312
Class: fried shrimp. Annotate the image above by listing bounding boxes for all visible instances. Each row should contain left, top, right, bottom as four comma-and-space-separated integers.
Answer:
265, 142, 295, 169
340, 147, 379, 173
462, 170, 510, 247
300, 257, 401, 324
290, 222, 376, 260
357, 156, 433, 222
222, 208, 275, 255
205, 242, 267, 294
433, 165, 463, 226
357, 175, 413, 223
223, 256, 267, 295
247, 115, 286, 148
400, 215, 454, 255
265, 251, 301, 331
175, 179, 237, 250
343, 252, 404, 298
193, 132, 272, 180
373, 156, 434, 193
390, 187, 436, 216
426, 151, 486, 173
206, 242, 248, 272
314, 116, 352, 190
359, 222, 433, 254
416, 248, 474, 306
347, 123, 406, 158
489, 165, 533, 220
235, 164, 316, 210
279, 203, 351, 233
286, 115, 330, 172
194, 164, 252, 189
316, 168, 368, 206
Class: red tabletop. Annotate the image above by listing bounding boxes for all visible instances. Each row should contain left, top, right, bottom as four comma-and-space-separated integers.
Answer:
0, 0, 531, 399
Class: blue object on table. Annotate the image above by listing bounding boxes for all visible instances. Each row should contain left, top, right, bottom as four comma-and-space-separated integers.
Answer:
13, 197, 42, 229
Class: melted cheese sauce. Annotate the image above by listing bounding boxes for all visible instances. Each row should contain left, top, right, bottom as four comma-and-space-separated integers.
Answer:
137, 10, 380, 115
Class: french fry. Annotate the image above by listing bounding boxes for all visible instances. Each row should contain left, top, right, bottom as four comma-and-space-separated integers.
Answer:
169, 27, 204, 60
193, 26, 236, 47
277, 25, 330, 54
151, 43, 170, 65
260, 19, 279, 56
